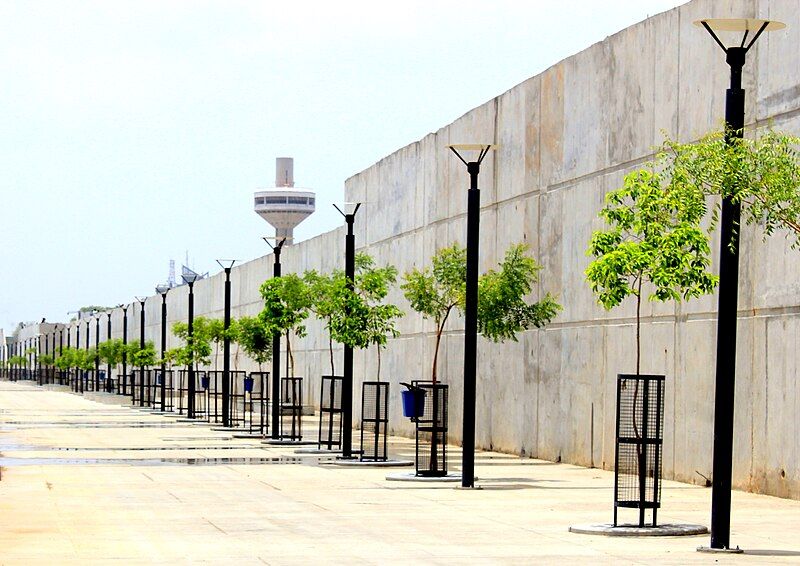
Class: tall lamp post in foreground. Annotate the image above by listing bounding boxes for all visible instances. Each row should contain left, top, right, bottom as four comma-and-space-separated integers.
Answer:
183, 273, 200, 419
694, 17, 785, 553
333, 203, 361, 459
156, 285, 170, 412
135, 297, 147, 407
263, 237, 286, 439
448, 143, 496, 489
216, 260, 236, 428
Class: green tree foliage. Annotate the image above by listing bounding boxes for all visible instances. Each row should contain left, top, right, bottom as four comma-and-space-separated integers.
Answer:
586, 161, 718, 375
171, 320, 213, 367
304, 269, 346, 374
9, 355, 28, 368
478, 244, 561, 343
401, 244, 465, 383
54, 348, 75, 370
259, 274, 311, 377
126, 341, 157, 368
328, 254, 403, 381
203, 318, 227, 371
236, 316, 273, 371
403, 243, 557, 383
38, 354, 54, 367
98, 339, 125, 369
661, 128, 800, 247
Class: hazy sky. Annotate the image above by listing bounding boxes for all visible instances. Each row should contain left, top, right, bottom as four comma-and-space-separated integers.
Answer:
1, 0, 686, 333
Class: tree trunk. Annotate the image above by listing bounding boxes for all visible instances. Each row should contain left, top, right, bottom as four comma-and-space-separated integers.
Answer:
329, 335, 334, 375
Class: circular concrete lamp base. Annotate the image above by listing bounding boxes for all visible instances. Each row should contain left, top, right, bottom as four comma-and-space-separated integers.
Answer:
262, 439, 318, 446
294, 447, 342, 455
323, 459, 413, 468
696, 545, 744, 554
569, 523, 709, 537
385, 472, 471, 483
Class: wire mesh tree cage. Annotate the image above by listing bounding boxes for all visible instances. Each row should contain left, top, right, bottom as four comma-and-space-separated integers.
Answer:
360, 381, 389, 462
413, 381, 448, 477
318, 376, 344, 450
614, 374, 665, 527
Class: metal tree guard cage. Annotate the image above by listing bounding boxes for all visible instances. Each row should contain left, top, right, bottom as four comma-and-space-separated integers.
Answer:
205, 371, 224, 423
157, 369, 175, 412
360, 381, 389, 462
194, 370, 208, 420
318, 376, 344, 450
614, 374, 665, 527
228, 371, 247, 428
280, 376, 303, 441
245, 372, 269, 435
177, 370, 189, 415
413, 381, 448, 477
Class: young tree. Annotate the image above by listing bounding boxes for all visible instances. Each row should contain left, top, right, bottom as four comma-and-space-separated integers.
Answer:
236, 316, 273, 372
401, 244, 465, 384
304, 269, 346, 375
127, 342, 157, 368
402, 243, 556, 384
586, 152, 719, 471
98, 338, 126, 378
330, 254, 403, 381
171, 321, 212, 368
201, 319, 225, 371
259, 274, 311, 378
586, 166, 718, 375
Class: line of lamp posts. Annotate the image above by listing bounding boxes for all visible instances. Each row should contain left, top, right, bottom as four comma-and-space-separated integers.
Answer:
0, 17, 777, 551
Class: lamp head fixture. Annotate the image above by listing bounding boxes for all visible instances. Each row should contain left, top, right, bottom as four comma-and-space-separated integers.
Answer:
694, 18, 785, 54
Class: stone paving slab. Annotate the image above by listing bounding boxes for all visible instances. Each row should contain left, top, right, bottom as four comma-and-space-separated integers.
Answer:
0, 380, 799, 564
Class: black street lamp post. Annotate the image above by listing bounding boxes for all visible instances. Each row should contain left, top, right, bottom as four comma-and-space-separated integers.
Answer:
333, 203, 361, 459
183, 274, 200, 419
37, 334, 43, 386
121, 305, 129, 396
135, 298, 146, 407
695, 17, 785, 553
106, 313, 112, 392
264, 237, 286, 439
216, 260, 236, 428
156, 285, 170, 412
95, 315, 101, 391
448, 143, 496, 489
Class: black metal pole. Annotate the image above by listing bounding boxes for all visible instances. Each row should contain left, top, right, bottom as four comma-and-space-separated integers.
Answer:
270, 240, 285, 440
83, 320, 89, 393
95, 316, 100, 391
37, 334, 43, 385
462, 161, 480, 488
188, 282, 196, 419
122, 306, 128, 396
160, 292, 168, 411
139, 300, 146, 407
222, 268, 232, 427
342, 211, 358, 459
106, 314, 112, 392
710, 45, 746, 551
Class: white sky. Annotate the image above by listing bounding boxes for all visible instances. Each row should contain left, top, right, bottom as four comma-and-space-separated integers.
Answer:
0, 0, 687, 333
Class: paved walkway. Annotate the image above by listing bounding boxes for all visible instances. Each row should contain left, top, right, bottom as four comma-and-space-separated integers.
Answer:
0, 380, 798, 564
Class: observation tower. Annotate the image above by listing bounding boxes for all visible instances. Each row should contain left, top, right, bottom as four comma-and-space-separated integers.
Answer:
254, 157, 315, 244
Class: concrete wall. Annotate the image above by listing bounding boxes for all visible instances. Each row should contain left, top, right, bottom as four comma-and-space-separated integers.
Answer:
49, 0, 800, 499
